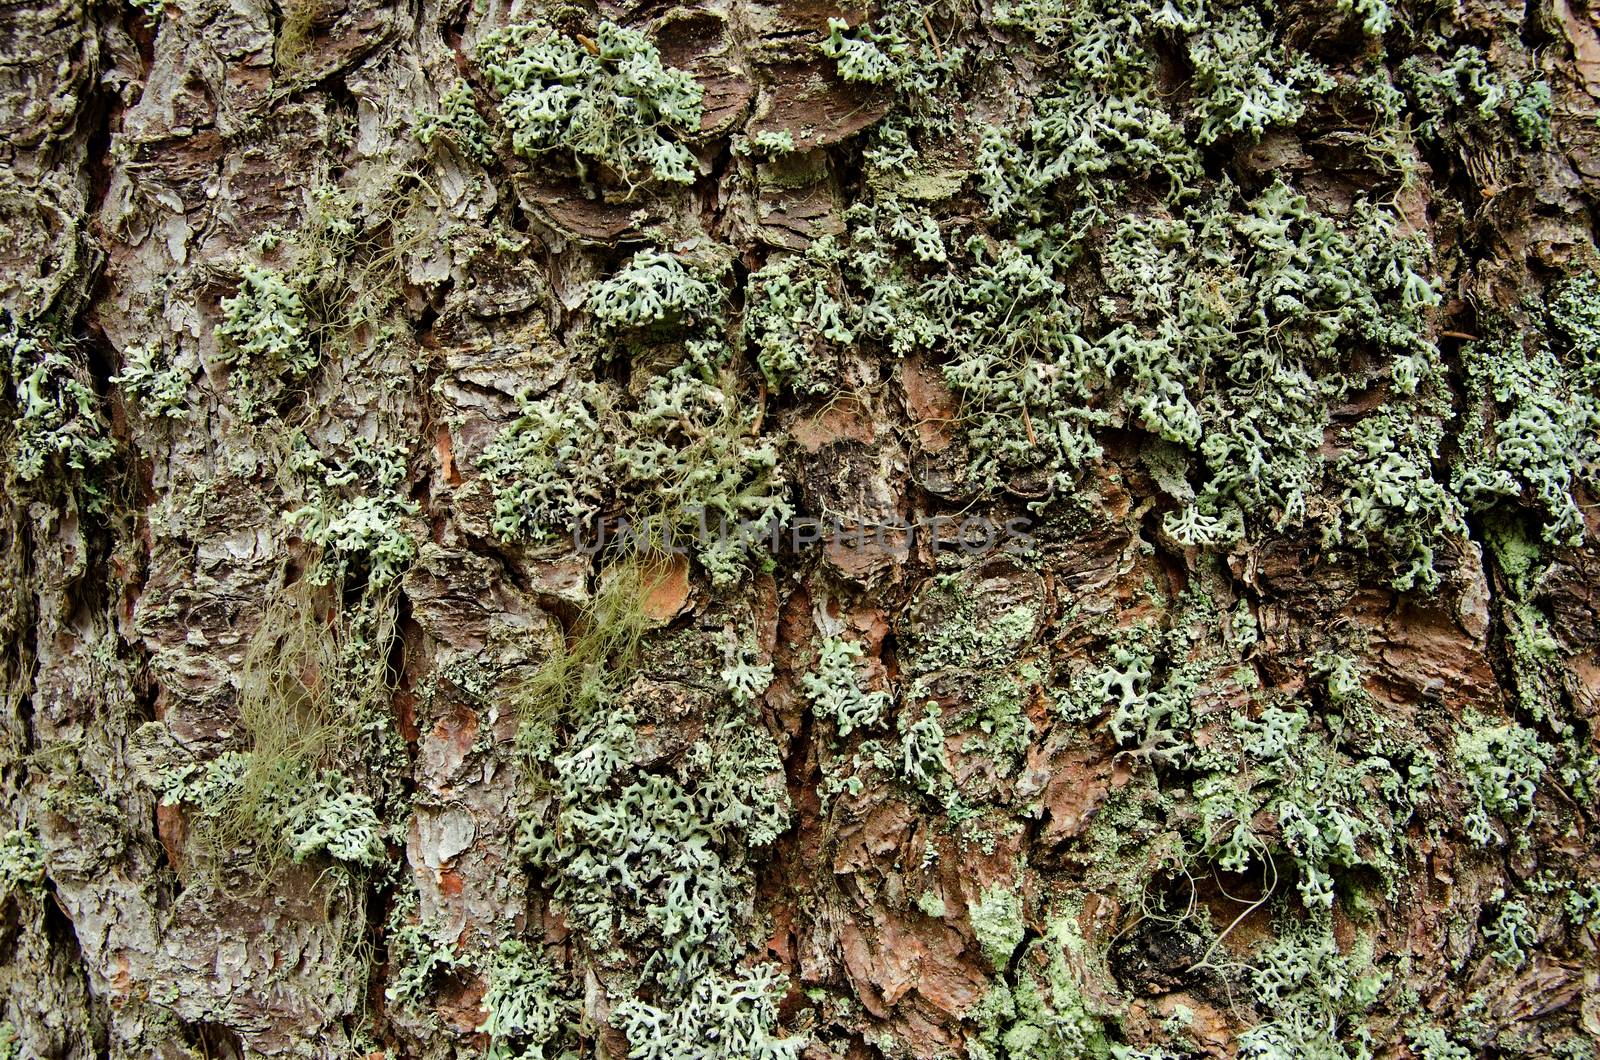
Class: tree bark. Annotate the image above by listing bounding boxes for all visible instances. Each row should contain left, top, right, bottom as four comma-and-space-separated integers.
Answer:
2, 0, 1599, 1057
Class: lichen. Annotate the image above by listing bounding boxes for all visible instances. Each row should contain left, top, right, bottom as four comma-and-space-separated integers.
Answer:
416, 79, 495, 165
2, 312, 114, 494
1456, 714, 1549, 849
476, 20, 704, 189
802, 637, 891, 739
968, 885, 1025, 970
215, 263, 316, 419
112, 342, 190, 420
158, 750, 386, 869
480, 939, 583, 1058
0, 828, 46, 898
282, 431, 418, 589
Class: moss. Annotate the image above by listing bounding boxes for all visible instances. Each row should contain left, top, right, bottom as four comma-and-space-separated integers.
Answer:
510, 558, 655, 754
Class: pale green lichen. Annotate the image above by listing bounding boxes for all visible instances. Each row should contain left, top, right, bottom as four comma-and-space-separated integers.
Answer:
511, 576, 794, 1058
968, 885, 1026, 970
158, 751, 386, 869
818, 17, 904, 84
481, 939, 583, 1058
3, 312, 114, 490
477, 20, 704, 188
802, 637, 891, 739
968, 915, 1116, 1060
383, 892, 459, 1010
0, 828, 46, 898
1454, 276, 1600, 549
480, 283, 789, 584
1235, 913, 1385, 1060
1456, 714, 1549, 849
589, 248, 722, 336
416, 79, 495, 165
1481, 895, 1535, 967
902, 574, 1041, 774
215, 263, 316, 419
112, 342, 190, 419
282, 432, 418, 589
480, 380, 613, 544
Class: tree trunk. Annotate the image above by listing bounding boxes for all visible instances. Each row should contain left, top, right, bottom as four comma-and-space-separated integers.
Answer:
2, 0, 1599, 1056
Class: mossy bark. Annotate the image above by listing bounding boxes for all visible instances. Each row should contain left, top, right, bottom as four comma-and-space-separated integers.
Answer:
2, 0, 1600, 1057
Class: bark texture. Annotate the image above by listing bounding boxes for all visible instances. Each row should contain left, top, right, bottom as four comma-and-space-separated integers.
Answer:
2, 0, 1600, 1057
